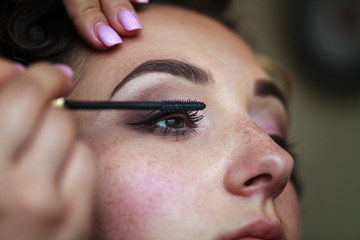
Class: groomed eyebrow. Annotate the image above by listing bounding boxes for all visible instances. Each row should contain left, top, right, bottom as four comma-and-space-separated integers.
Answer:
255, 80, 288, 109
110, 59, 214, 98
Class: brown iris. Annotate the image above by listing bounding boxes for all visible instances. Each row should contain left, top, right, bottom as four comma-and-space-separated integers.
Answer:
156, 116, 186, 129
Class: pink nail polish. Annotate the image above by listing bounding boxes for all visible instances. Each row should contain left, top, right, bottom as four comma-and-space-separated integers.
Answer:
118, 9, 143, 31
94, 22, 122, 47
15, 63, 25, 72
55, 64, 74, 80
134, 0, 149, 3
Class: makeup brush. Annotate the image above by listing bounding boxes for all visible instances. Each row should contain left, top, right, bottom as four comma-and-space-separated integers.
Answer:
52, 98, 206, 112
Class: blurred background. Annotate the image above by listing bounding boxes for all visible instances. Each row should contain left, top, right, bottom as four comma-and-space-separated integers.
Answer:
228, 0, 360, 239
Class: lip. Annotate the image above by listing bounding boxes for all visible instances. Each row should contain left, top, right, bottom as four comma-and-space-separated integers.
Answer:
219, 219, 286, 240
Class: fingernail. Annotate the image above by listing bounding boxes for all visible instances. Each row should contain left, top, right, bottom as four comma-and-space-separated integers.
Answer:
118, 9, 142, 31
15, 62, 25, 72
134, 0, 149, 3
55, 64, 74, 80
94, 22, 122, 47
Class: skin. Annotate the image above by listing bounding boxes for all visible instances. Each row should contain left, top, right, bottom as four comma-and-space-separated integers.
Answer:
68, 5, 301, 240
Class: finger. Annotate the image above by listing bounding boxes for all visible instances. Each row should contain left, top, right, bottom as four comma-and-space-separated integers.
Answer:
20, 108, 76, 181
58, 141, 95, 240
6, 172, 63, 239
0, 63, 73, 161
60, 141, 95, 199
131, 0, 149, 3
101, 0, 143, 37
63, 0, 122, 49
0, 58, 25, 86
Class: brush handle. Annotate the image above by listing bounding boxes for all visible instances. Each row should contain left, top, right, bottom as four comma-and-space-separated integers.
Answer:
52, 98, 206, 112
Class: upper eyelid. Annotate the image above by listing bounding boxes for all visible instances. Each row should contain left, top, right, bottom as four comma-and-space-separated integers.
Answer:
250, 108, 288, 138
126, 111, 172, 125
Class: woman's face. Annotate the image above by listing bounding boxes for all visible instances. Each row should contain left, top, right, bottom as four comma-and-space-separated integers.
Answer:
69, 5, 301, 240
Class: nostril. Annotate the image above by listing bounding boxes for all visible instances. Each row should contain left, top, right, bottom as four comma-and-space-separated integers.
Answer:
244, 177, 255, 186
244, 174, 272, 187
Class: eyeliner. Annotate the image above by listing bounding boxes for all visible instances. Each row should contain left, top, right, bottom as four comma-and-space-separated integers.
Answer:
52, 98, 206, 112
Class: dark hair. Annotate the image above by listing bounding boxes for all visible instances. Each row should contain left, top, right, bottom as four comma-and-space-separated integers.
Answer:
0, 0, 75, 64
0, 0, 231, 65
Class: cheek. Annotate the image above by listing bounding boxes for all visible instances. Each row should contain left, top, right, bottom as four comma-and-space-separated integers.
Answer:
275, 184, 302, 240
94, 153, 187, 239
85, 124, 232, 239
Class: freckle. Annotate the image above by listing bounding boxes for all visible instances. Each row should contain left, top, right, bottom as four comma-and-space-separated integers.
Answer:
243, 130, 250, 135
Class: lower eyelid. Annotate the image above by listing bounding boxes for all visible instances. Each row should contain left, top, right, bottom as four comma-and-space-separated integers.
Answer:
127, 123, 198, 141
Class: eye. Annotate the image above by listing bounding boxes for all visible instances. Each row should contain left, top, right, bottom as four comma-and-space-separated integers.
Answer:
156, 116, 187, 129
126, 110, 204, 141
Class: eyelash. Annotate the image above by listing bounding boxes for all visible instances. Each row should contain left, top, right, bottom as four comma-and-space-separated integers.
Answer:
126, 110, 204, 141
269, 134, 291, 153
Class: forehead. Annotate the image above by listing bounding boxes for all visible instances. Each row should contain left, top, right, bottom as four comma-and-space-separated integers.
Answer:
72, 5, 267, 99
132, 5, 263, 73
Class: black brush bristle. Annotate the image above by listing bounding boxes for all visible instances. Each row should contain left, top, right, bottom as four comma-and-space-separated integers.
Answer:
161, 100, 206, 112
63, 99, 206, 111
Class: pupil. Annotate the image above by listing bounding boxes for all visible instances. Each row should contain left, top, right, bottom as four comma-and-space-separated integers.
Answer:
166, 118, 184, 128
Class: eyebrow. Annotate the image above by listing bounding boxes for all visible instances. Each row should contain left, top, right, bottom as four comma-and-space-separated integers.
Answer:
110, 59, 213, 98
255, 80, 288, 109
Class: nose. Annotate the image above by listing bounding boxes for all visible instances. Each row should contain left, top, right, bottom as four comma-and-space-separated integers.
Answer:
223, 121, 294, 199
